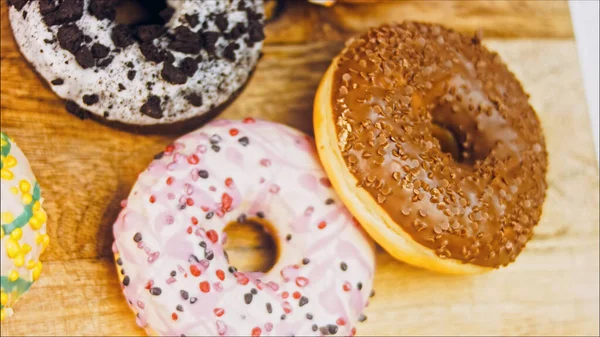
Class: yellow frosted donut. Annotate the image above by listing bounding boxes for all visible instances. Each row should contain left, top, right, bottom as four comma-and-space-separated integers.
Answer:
1, 132, 49, 322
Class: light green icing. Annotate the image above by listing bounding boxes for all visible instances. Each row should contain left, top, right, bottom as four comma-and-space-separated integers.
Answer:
0, 276, 33, 310
0, 132, 12, 169
1, 183, 41, 235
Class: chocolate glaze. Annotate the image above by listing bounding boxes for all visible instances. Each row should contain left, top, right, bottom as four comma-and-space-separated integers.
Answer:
331, 22, 548, 268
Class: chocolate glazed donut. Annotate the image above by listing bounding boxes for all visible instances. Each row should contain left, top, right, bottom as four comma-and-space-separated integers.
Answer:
314, 22, 548, 273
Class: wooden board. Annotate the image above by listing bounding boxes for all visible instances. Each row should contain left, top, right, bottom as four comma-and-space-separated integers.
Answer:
1, 0, 598, 335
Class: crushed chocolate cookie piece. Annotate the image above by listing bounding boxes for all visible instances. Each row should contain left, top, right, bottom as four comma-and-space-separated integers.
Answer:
127, 70, 137, 80
39, 0, 84, 26
91, 43, 109, 59
83, 94, 99, 105
180, 57, 198, 77
185, 93, 203, 107
111, 24, 134, 48
140, 95, 163, 119
215, 13, 229, 32
57, 23, 84, 54
169, 26, 202, 54
162, 62, 187, 85
184, 13, 199, 28
75, 45, 94, 68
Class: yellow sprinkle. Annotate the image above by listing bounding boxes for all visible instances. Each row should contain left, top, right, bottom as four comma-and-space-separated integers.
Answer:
1, 168, 14, 180
1, 292, 7, 306
1, 308, 5, 321
10, 186, 19, 194
19, 180, 31, 193
0, 227, 4, 239
10, 228, 22, 240
13, 255, 25, 267
8, 270, 19, 282
6, 239, 19, 258
35, 232, 43, 244
29, 216, 42, 230
26, 259, 37, 270
4, 155, 17, 168
21, 243, 32, 254
33, 201, 41, 212
34, 210, 47, 224
22, 193, 33, 205
1, 212, 14, 224
32, 263, 42, 281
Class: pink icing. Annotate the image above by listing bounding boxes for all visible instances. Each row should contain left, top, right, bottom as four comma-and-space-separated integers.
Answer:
113, 119, 375, 336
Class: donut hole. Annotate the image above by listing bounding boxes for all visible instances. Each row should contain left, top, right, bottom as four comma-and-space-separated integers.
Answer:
115, 0, 169, 26
223, 219, 279, 273
431, 123, 462, 163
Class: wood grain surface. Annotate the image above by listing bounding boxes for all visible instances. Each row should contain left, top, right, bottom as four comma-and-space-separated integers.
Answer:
1, 0, 598, 336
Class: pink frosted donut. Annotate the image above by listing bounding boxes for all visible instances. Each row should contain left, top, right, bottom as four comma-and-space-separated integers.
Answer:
112, 118, 375, 336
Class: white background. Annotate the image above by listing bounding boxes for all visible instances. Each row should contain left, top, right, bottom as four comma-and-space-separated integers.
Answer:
569, 0, 599, 165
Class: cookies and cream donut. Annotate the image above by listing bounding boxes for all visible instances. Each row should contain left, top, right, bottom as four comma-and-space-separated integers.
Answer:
7, 0, 265, 128
112, 119, 375, 336
314, 22, 548, 274
1, 132, 49, 321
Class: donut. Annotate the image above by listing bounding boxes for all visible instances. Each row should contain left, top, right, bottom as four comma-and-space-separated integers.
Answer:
112, 119, 375, 336
1, 132, 49, 321
7, 0, 265, 128
314, 22, 548, 274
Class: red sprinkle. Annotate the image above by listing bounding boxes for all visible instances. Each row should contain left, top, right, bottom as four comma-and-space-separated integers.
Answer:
318, 221, 327, 229
237, 274, 249, 285
172, 312, 178, 321
166, 177, 174, 185
188, 154, 199, 165
216, 269, 225, 281
320, 177, 332, 187
222, 193, 233, 212
337, 317, 346, 326
260, 158, 271, 167
201, 206, 210, 212
144, 281, 153, 290
214, 308, 225, 317
165, 145, 175, 153
282, 301, 292, 314
351, 327, 357, 336
207, 229, 219, 244
191, 217, 198, 225
293, 291, 301, 299
190, 265, 201, 277
243, 117, 255, 123
225, 177, 233, 187
281, 291, 289, 299
149, 196, 156, 203
251, 327, 261, 337
343, 281, 352, 292
296, 277, 309, 287
187, 226, 193, 234
229, 128, 239, 136
200, 281, 210, 293
186, 198, 195, 206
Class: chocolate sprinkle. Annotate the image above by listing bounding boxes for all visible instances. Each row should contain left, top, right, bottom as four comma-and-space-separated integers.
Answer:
122, 275, 130, 286
302, 258, 310, 265
244, 293, 253, 304
133, 232, 142, 242
180, 290, 189, 300
306, 313, 313, 320
238, 137, 249, 146
340, 262, 348, 271
51, 78, 64, 85
299, 296, 309, 307
150, 287, 162, 296
266, 302, 272, 313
